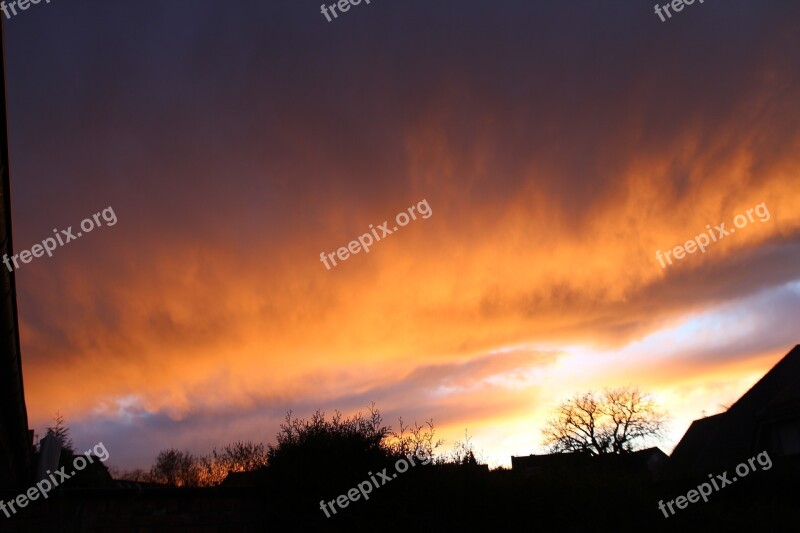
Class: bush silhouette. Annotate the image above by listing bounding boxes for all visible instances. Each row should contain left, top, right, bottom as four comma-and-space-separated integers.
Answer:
265, 406, 393, 491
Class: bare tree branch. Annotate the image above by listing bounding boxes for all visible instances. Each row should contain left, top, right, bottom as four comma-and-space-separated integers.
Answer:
541, 386, 669, 455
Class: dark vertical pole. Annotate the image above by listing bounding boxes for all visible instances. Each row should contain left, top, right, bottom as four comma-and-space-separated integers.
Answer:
0, 18, 32, 492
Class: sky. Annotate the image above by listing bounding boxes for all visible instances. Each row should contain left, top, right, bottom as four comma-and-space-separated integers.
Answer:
3, 0, 799, 469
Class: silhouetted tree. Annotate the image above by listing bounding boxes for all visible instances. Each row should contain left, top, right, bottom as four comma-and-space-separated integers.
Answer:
216, 440, 268, 472
437, 429, 482, 466
542, 386, 668, 455
386, 416, 443, 459
265, 403, 443, 492
266, 404, 390, 487
198, 441, 268, 485
46, 412, 75, 453
150, 449, 199, 487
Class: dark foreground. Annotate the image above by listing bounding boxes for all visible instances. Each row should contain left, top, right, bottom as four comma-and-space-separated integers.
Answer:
1, 459, 798, 532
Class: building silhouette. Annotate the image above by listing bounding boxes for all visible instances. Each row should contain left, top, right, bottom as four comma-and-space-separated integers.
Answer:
511, 447, 668, 481
669, 344, 800, 479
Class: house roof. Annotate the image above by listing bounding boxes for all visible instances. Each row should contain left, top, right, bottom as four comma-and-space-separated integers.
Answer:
668, 344, 800, 479
730, 345, 800, 414
511, 447, 668, 478
511, 450, 592, 468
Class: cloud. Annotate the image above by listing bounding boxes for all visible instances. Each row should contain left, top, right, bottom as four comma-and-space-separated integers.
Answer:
7, 0, 800, 467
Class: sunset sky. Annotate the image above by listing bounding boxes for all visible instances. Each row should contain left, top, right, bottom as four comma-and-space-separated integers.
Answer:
3, 0, 799, 469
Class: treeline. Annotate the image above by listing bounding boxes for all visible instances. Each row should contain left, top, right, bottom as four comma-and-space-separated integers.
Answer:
112, 441, 268, 487
113, 404, 480, 487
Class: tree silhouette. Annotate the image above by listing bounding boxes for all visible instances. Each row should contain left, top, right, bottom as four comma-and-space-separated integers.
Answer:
46, 412, 75, 453
265, 403, 445, 493
198, 441, 268, 485
541, 386, 668, 455
266, 405, 391, 489
150, 449, 199, 487
386, 416, 443, 459
438, 429, 482, 465
139, 404, 448, 489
